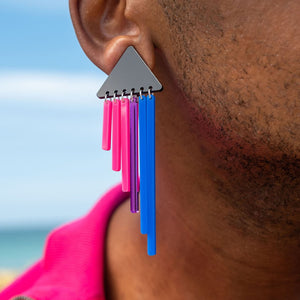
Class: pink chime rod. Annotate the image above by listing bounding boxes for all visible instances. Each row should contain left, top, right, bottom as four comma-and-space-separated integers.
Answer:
130, 98, 139, 213
112, 99, 121, 171
102, 100, 112, 151
121, 98, 131, 192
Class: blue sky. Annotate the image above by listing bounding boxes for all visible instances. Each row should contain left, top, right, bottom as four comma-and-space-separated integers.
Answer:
0, 1, 121, 227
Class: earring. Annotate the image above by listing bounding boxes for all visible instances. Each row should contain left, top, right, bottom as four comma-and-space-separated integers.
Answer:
98, 46, 163, 256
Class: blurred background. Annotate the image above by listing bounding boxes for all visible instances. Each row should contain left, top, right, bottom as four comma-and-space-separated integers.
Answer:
0, 0, 120, 288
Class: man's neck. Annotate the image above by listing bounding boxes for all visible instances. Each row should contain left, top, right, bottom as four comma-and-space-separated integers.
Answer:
104, 64, 300, 300
105, 193, 299, 300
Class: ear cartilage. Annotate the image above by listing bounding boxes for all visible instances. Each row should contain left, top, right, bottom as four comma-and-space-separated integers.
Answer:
112, 99, 121, 171
97, 46, 162, 255
102, 99, 112, 151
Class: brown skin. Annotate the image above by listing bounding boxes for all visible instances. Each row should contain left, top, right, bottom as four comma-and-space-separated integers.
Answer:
69, 0, 300, 299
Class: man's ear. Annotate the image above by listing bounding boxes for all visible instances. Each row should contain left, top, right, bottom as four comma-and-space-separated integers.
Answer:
69, 0, 155, 74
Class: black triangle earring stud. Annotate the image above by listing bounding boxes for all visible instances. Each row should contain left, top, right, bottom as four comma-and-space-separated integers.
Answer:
97, 46, 162, 98
97, 46, 163, 256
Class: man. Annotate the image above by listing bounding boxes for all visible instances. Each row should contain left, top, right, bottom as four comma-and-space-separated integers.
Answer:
69, 0, 299, 299
1, 1, 298, 299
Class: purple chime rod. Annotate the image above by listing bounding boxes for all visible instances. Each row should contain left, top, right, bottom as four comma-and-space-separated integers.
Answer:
130, 98, 139, 213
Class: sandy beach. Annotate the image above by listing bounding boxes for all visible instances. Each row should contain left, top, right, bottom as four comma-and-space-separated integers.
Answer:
0, 270, 17, 291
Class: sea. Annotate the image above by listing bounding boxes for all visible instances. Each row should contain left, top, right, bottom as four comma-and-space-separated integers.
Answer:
0, 227, 53, 272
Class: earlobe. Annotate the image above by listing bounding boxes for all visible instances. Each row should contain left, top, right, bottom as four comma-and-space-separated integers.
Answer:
69, 0, 155, 74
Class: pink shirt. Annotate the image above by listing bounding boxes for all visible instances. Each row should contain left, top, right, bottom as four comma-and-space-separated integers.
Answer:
0, 184, 128, 300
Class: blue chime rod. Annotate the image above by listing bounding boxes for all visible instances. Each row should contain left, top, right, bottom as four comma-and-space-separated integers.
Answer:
146, 93, 156, 256
139, 94, 148, 234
